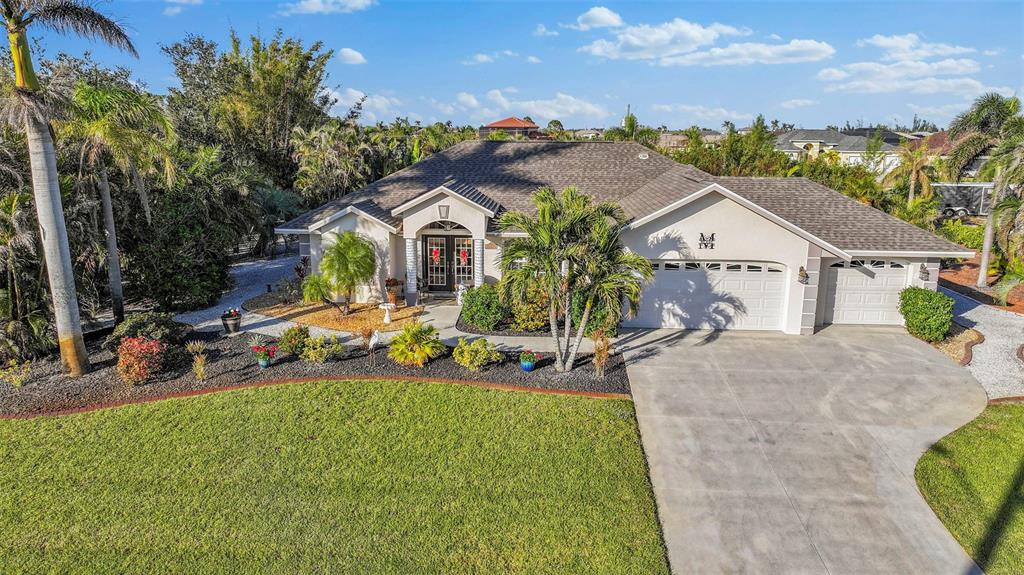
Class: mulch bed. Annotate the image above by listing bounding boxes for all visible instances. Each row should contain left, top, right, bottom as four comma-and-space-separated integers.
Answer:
243, 295, 423, 332
0, 330, 629, 418
940, 255, 1024, 313
932, 322, 984, 367
455, 315, 551, 338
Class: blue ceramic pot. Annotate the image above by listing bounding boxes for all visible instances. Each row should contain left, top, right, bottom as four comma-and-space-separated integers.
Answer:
520, 361, 536, 372
258, 358, 271, 368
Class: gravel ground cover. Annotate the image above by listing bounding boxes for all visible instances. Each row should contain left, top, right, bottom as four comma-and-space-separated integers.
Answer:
943, 287, 1024, 399
933, 321, 984, 366
1, 330, 629, 418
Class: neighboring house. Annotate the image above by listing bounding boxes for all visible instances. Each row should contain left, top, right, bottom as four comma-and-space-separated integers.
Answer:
912, 131, 988, 177
840, 128, 913, 147
477, 117, 539, 139
775, 129, 900, 173
573, 129, 602, 140
657, 129, 723, 150
277, 141, 970, 335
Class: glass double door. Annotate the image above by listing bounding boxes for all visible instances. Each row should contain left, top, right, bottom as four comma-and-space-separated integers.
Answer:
422, 236, 474, 291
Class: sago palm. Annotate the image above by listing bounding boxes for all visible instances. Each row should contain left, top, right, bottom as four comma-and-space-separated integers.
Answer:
0, 0, 136, 375
303, 231, 376, 315
948, 93, 1022, 287
57, 81, 176, 323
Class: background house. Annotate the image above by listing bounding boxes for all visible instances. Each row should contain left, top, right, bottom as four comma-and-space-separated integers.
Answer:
477, 117, 539, 139
775, 129, 900, 173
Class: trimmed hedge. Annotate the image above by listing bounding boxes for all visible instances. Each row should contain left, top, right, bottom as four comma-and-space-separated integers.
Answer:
899, 287, 954, 342
460, 285, 508, 331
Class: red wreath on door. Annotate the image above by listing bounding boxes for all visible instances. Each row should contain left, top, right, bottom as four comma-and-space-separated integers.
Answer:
458, 249, 469, 266
430, 247, 441, 265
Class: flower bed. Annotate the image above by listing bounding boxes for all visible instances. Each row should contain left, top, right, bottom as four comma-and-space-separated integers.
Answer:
0, 332, 629, 418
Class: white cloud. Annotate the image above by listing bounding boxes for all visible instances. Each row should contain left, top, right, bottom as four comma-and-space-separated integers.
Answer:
162, 0, 200, 16
651, 103, 753, 123
983, 49, 1001, 56
461, 50, 532, 66
817, 58, 1010, 95
564, 6, 624, 31
330, 87, 400, 122
455, 92, 479, 108
659, 39, 834, 66
485, 89, 608, 122
526, 55, 542, 64
857, 33, 974, 61
338, 48, 366, 65
534, 24, 559, 37
462, 53, 495, 65
580, 18, 747, 60
163, 6, 182, 16
781, 99, 818, 109
281, 0, 374, 15
767, 33, 782, 41
908, 102, 968, 119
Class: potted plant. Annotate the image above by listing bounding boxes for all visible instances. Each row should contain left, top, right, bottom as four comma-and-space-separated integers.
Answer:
221, 308, 242, 334
385, 277, 404, 305
249, 335, 278, 368
519, 350, 539, 372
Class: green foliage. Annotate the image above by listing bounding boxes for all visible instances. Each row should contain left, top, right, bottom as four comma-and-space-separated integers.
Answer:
299, 335, 346, 364
669, 116, 790, 176
899, 287, 954, 342
318, 232, 377, 308
185, 340, 207, 382
278, 325, 311, 355
938, 219, 986, 250
453, 337, 501, 372
104, 312, 187, 352
0, 360, 31, 387
388, 322, 445, 367
116, 337, 168, 386
461, 284, 508, 331
604, 112, 659, 148
571, 291, 618, 338
509, 284, 549, 332
302, 273, 334, 305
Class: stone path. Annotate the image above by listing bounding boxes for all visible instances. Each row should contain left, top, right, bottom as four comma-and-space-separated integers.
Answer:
942, 287, 1024, 399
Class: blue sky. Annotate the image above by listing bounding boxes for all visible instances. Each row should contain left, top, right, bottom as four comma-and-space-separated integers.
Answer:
37, 0, 1023, 129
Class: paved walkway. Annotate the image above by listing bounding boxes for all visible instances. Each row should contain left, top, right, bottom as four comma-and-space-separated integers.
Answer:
623, 326, 987, 574
942, 286, 1024, 399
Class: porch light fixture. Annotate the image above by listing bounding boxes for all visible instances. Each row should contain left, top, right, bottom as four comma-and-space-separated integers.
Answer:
919, 263, 930, 281
797, 266, 809, 285
438, 204, 450, 220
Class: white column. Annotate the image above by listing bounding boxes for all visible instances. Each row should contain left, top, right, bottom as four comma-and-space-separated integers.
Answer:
405, 237, 418, 305
473, 238, 484, 288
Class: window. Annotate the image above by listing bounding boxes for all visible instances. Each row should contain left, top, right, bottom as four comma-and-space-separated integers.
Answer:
830, 261, 845, 268
684, 262, 701, 270
767, 264, 783, 273
704, 262, 721, 271
664, 262, 680, 271
651, 262, 660, 270
890, 261, 905, 268
851, 260, 865, 268
869, 260, 885, 269
746, 264, 763, 272
726, 263, 742, 272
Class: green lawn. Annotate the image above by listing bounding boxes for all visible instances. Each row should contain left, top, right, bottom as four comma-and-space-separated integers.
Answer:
0, 380, 667, 574
916, 403, 1024, 574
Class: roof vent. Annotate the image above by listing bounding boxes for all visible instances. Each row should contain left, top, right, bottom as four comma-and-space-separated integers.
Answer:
638, 152, 649, 160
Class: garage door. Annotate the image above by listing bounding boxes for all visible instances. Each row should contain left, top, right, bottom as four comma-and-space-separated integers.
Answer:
624, 261, 786, 330
824, 259, 908, 325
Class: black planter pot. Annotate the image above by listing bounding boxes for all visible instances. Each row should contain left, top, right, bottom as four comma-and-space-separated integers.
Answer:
221, 315, 242, 335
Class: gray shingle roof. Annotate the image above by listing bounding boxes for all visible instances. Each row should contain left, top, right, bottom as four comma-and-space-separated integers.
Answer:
775, 129, 896, 153
279, 140, 966, 255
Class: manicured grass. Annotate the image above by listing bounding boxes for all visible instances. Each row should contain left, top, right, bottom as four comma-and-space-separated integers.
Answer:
916, 403, 1024, 574
0, 380, 667, 574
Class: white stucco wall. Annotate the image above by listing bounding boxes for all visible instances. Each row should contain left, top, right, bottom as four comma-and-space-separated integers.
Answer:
621, 191, 815, 335
314, 213, 394, 303
398, 192, 488, 240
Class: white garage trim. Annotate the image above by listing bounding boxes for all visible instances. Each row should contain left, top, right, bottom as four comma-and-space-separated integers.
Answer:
625, 260, 787, 331
823, 259, 909, 325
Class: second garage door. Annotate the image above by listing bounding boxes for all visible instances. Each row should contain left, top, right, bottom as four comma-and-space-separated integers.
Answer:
624, 261, 786, 330
823, 259, 908, 325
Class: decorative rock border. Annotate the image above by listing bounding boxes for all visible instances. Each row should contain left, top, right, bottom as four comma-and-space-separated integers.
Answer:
960, 329, 985, 367
0, 375, 632, 421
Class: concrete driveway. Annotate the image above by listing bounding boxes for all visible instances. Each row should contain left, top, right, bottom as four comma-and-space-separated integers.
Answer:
621, 325, 988, 574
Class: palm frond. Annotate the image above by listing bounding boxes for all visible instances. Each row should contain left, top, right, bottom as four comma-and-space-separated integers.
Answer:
27, 0, 136, 56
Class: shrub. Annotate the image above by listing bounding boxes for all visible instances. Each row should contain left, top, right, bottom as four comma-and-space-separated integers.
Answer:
300, 335, 346, 364
937, 219, 985, 250
461, 284, 508, 331
509, 284, 549, 332
899, 287, 954, 342
116, 337, 167, 386
185, 340, 207, 381
0, 360, 31, 387
388, 322, 445, 367
453, 337, 501, 371
104, 312, 187, 352
278, 325, 311, 355
570, 293, 619, 338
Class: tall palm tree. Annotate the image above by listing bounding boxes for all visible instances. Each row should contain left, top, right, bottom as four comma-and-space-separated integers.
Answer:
58, 81, 176, 324
604, 111, 659, 148
883, 140, 935, 203
498, 187, 624, 372
1, 0, 136, 375
948, 93, 1022, 287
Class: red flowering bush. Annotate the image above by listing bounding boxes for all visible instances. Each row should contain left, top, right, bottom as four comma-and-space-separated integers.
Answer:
250, 344, 278, 361
116, 337, 167, 386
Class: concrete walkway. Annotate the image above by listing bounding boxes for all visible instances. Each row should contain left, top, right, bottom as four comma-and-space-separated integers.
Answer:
623, 326, 987, 575
942, 286, 1024, 399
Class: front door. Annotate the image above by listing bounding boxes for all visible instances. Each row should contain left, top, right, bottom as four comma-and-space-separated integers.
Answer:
422, 236, 475, 292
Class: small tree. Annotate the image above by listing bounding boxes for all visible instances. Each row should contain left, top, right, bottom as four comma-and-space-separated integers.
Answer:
302, 231, 376, 315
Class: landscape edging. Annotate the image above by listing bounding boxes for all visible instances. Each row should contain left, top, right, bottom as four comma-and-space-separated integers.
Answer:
960, 328, 985, 367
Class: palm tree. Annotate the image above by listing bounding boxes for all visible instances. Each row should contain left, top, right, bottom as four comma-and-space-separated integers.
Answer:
883, 140, 935, 203
1, 0, 136, 375
948, 93, 1022, 287
302, 231, 376, 315
604, 111, 659, 148
57, 81, 176, 324
498, 187, 625, 372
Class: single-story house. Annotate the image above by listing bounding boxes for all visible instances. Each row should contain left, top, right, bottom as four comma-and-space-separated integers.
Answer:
277, 141, 971, 335
477, 117, 539, 139
775, 129, 900, 173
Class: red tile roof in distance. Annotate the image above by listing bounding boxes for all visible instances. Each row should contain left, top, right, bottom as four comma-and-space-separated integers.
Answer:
484, 117, 538, 129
